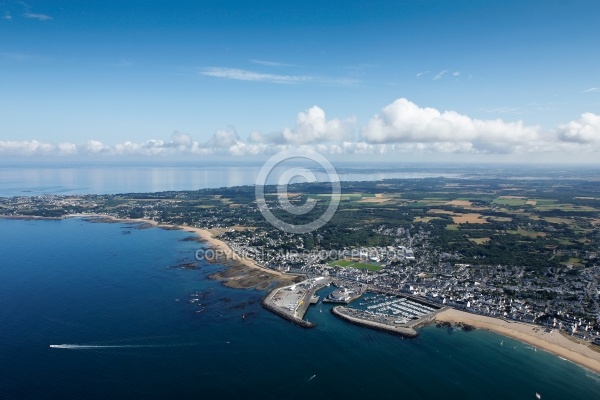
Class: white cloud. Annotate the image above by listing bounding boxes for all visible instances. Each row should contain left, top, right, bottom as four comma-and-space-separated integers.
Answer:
81, 140, 108, 154
57, 142, 77, 155
2, 99, 600, 159
0, 140, 54, 156
248, 106, 356, 145
200, 67, 311, 84
200, 66, 359, 86
206, 127, 241, 148
361, 98, 541, 153
416, 71, 429, 77
23, 12, 52, 21
556, 112, 600, 143
112, 132, 206, 156
169, 131, 193, 147
249, 59, 294, 67
583, 87, 599, 93
453, 71, 460, 77
433, 70, 448, 80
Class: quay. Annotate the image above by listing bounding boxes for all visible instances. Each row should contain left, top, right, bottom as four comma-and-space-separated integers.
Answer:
261, 277, 332, 328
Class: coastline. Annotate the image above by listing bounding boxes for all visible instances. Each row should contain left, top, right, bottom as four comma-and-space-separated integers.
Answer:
435, 308, 600, 375
3, 214, 599, 375
64, 214, 297, 289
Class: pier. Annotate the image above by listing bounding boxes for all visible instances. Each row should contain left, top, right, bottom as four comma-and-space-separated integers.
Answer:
261, 277, 332, 328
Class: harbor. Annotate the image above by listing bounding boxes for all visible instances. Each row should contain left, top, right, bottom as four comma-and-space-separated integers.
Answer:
331, 290, 444, 338
263, 277, 443, 336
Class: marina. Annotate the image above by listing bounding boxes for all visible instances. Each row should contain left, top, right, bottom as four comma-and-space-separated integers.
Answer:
330, 291, 443, 337
354, 292, 440, 322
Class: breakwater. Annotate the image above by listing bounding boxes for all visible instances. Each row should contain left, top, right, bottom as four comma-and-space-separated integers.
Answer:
331, 306, 419, 338
261, 277, 331, 328
260, 297, 316, 328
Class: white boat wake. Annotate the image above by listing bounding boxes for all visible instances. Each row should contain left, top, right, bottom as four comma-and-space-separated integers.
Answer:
49, 344, 187, 349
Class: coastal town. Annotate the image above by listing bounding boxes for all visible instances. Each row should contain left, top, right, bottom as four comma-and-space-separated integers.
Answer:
1, 176, 599, 349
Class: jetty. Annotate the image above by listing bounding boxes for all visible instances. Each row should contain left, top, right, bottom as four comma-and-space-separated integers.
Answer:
261, 277, 332, 328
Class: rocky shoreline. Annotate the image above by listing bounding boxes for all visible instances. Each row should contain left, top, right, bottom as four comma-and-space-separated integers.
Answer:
434, 320, 475, 331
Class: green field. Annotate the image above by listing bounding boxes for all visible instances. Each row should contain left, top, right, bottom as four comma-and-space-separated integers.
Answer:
330, 259, 383, 271
414, 216, 442, 223
313, 193, 365, 202
493, 198, 527, 206
331, 259, 354, 267
529, 199, 558, 205
535, 204, 598, 212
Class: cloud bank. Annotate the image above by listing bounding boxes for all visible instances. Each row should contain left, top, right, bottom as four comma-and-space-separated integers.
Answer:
361, 98, 541, 153
2, 99, 599, 159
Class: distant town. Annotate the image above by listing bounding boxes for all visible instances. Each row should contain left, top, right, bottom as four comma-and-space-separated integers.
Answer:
2, 174, 599, 345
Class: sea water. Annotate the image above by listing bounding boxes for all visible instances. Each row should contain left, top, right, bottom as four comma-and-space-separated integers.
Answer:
0, 218, 599, 399
0, 163, 461, 197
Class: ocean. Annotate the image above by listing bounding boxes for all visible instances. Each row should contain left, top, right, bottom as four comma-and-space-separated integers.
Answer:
1, 218, 599, 399
0, 163, 462, 197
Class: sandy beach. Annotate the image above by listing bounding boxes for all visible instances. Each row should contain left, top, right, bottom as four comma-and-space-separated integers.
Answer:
183, 226, 289, 276
435, 308, 600, 374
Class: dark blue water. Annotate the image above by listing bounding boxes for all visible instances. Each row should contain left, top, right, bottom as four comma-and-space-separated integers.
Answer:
1, 218, 599, 399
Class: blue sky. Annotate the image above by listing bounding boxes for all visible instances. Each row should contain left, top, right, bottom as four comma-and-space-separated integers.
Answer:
1, 0, 599, 162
